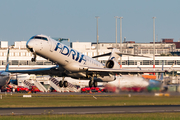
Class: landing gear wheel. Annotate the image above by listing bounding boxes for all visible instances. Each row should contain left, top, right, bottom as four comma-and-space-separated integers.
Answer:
59, 81, 63, 87
31, 58, 36, 62
64, 81, 68, 88
93, 81, 97, 87
89, 80, 93, 88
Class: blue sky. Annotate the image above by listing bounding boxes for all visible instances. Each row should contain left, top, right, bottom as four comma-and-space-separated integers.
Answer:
0, 0, 180, 45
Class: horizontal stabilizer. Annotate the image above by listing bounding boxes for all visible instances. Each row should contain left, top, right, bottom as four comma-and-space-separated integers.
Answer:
92, 50, 151, 58
92, 52, 111, 58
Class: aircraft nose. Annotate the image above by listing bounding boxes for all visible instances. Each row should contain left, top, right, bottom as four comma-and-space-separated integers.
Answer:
26, 39, 34, 52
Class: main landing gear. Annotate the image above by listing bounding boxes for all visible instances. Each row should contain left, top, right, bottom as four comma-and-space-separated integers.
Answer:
89, 77, 97, 87
59, 77, 68, 88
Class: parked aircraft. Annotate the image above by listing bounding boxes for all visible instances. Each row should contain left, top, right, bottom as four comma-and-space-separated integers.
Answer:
6, 34, 167, 87
0, 48, 11, 88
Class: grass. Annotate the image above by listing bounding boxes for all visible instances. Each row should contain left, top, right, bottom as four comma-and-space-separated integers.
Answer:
0, 93, 180, 107
1, 93, 180, 119
1, 113, 180, 120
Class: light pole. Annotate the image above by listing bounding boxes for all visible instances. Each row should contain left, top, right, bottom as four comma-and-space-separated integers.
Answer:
153, 17, 156, 70
95, 16, 100, 57
119, 17, 123, 68
114, 16, 119, 48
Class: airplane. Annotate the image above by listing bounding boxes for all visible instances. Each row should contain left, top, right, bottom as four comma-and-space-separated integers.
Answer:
6, 34, 167, 88
0, 48, 11, 89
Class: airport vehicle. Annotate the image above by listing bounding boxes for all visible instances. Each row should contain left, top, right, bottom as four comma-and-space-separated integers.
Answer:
81, 87, 91, 93
29, 86, 41, 93
16, 86, 29, 93
6, 34, 167, 87
81, 87, 102, 93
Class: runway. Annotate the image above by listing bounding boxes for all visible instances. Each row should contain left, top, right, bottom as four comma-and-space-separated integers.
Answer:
0, 105, 180, 115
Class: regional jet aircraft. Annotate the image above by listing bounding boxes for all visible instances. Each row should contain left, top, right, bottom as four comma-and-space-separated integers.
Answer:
6, 34, 167, 87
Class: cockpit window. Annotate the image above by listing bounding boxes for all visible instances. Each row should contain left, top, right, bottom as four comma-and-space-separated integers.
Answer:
31, 36, 48, 41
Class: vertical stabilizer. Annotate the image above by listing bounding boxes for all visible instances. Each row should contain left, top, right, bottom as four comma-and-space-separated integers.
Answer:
108, 48, 120, 62
5, 47, 10, 71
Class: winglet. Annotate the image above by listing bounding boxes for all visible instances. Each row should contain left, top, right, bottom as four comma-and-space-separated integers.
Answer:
5, 47, 10, 72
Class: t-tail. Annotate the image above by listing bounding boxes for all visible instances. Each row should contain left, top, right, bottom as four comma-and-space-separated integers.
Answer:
5, 47, 10, 72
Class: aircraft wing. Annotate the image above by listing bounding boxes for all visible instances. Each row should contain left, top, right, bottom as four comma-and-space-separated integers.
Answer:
86, 67, 166, 75
6, 65, 65, 76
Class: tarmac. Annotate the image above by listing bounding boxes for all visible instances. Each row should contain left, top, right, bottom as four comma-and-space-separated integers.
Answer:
0, 105, 180, 115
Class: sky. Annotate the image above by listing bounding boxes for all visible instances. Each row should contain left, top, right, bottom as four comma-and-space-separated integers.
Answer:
0, 0, 180, 46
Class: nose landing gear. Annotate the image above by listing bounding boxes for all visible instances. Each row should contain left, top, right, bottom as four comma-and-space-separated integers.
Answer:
31, 52, 36, 62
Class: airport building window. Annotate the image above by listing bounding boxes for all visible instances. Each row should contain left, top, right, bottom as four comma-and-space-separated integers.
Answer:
15, 52, 19, 56
150, 50, 154, 54
167, 60, 174, 65
36, 61, 43, 65
155, 60, 159, 65
157, 50, 163, 54
143, 60, 150, 65
142, 50, 148, 54
127, 50, 132, 54
21, 52, 26, 56
44, 61, 53, 65
2, 61, 6, 65
12, 60, 19, 65
177, 60, 180, 65
122, 61, 126, 65
122, 50, 126, 53
19, 60, 28, 65
128, 60, 134, 65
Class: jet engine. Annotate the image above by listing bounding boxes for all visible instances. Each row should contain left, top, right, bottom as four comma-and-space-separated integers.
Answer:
105, 60, 120, 69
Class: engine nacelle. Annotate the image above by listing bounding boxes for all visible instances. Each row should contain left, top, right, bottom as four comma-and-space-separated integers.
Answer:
105, 60, 120, 69
94, 76, 116, 82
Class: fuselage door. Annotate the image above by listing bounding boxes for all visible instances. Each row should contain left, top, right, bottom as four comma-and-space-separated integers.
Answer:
49, 38, 55, 52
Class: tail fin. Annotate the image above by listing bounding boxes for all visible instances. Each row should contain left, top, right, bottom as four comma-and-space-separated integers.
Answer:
108, 48, 120, 62
5, 47, 10, 71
